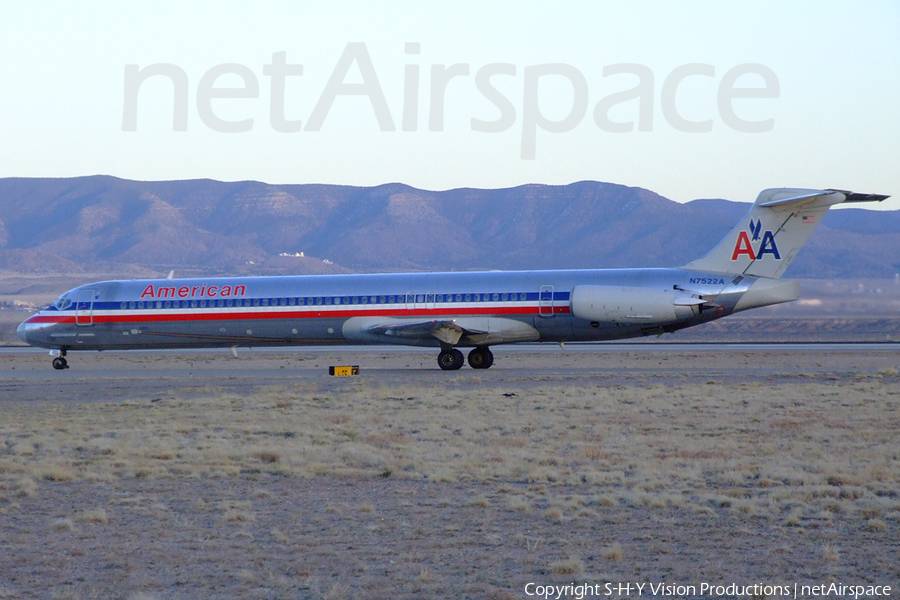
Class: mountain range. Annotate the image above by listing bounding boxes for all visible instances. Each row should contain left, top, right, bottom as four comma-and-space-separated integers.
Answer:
0, 176, 897, 278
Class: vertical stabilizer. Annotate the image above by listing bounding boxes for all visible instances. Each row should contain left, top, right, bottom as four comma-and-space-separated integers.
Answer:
682, 188, 888, 279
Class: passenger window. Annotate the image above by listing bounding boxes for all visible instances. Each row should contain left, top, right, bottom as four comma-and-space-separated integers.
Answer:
253, 299, 260, 307
360, 296, 368, 304
315, 297, 323, 306
120, 302, 127, 310
289, 298, 295, 306
464, 294, 471, 302
379, 296, 386, 304
492, 293, 499, 302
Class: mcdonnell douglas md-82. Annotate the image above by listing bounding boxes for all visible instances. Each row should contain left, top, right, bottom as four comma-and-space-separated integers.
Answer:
18, 188, 888, 370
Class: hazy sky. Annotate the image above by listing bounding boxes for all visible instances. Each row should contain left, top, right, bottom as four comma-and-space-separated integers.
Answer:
1, 1, 898, 208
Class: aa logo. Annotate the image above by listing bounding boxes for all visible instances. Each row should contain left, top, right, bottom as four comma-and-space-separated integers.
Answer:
731, 219, 780, 261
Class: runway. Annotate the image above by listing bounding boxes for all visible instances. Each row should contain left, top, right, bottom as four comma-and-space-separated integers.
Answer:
1, 343, 897, 404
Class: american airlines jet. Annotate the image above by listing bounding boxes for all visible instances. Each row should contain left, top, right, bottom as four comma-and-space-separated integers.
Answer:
18, 188, 887, 370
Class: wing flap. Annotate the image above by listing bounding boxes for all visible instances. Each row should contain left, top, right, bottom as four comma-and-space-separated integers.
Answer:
367, 318, 488, 345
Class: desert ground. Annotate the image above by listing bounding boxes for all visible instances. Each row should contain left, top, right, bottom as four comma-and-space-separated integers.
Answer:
1, 346, 898, 599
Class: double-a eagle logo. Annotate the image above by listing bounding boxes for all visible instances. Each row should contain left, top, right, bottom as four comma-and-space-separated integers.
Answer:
731, 219, 780, 261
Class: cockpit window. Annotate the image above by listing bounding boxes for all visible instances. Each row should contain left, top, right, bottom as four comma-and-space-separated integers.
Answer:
53, 296, 73, 310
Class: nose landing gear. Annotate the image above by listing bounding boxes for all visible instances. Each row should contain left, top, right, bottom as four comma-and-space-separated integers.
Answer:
51, 349, 69, 370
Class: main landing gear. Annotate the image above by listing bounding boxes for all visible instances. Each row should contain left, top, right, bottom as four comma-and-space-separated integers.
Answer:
437, 346, 494, 370
438, 348, 464, 370
467, 346, 494, 369
51, 349, 69, 370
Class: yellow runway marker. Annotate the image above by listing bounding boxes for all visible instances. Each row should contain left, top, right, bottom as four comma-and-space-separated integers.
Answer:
328, 365, 359, 376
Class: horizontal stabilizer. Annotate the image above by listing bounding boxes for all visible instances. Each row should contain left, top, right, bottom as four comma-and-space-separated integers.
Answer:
760, 189, 890, 209
758, 190, 833, 208
827, 190, 890, 204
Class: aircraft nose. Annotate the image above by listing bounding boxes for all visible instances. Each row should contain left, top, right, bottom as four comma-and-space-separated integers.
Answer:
17, 320, 29, 343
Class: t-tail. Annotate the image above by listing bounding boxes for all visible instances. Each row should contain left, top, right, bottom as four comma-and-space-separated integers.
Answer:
683, 188, 889, 279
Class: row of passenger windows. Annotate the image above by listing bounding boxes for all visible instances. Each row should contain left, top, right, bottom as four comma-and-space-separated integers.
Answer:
119, 292, 533, 311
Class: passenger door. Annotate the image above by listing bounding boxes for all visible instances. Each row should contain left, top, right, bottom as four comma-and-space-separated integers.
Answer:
539, 285, 554, 317
75, 289, 95, 326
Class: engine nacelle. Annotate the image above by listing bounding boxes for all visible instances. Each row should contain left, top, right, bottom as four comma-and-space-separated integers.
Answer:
570, 285, 698, 324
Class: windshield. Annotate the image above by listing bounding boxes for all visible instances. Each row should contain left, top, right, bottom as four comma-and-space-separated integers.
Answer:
52, 295, 73, 310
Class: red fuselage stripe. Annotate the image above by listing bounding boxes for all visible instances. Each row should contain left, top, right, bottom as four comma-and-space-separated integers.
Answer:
26, 306, 571, 325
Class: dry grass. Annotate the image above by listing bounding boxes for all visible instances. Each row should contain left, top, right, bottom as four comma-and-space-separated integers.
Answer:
1, 379, 898, 522
78, 508, 108, 524
51, 517, 76, 532
467, 495, 489, 508
507, 496, 530, 511
549, 555, 584, 576
16, 476, 37, 497
602, 541, 624, 560
864, 518, 887, 532
126, 594, 162, 600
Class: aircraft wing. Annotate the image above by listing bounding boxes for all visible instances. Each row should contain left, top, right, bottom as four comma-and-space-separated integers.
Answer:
367, 318, 487, 346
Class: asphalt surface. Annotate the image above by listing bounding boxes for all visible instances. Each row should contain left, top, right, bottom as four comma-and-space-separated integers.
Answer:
1, 343, 897, 404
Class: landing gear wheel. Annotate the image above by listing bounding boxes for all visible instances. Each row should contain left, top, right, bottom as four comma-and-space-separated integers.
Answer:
52, 357, 68, 370
438, 348, 464, 370
467, 347, 494, 369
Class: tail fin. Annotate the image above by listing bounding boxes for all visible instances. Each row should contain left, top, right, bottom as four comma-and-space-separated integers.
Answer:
683, 188, 889, 279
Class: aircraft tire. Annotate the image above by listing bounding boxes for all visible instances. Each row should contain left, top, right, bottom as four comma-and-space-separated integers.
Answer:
52, 357, 68, 370
468, 347, 494, 369
438, 348, 464, 370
